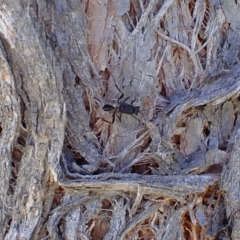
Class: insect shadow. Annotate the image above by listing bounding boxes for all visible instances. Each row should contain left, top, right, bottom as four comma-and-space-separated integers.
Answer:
102, 72, 142, 124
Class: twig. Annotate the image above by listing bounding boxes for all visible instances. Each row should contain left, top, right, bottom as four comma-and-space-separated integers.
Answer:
156, 30, 203, 89
131, 0, 157, 36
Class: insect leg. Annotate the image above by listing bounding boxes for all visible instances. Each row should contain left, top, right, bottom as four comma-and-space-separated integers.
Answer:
131, 98, 136, 104
100, 118, 112, 124
123, 96, 130, 103
112, 110, 116, 123
118, 93, 124, 104
131, 114, 139, 121
115, 113, 121, 122
118, 113, 122, 122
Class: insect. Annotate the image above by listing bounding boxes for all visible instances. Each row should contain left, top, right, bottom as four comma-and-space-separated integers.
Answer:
102, 73, 141, 124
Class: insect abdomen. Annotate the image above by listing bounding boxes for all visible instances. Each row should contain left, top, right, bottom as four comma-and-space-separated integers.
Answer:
119, 103, 140, 115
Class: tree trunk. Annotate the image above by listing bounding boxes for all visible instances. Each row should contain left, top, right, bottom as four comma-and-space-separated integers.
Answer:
0, 0, 239, 239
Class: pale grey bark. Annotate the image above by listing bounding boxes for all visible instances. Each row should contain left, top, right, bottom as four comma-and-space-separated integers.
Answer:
0, 0, 239, 239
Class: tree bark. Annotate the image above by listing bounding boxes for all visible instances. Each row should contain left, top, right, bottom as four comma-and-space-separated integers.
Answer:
0, 0, 239, 239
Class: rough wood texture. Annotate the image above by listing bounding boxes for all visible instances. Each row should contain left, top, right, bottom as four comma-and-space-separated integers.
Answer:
0, 0, 239, 239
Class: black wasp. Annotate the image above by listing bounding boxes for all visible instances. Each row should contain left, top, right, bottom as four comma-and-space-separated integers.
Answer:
103, 73, 140, 124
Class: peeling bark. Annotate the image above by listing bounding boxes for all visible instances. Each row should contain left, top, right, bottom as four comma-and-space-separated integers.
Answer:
0, 0, 239, 239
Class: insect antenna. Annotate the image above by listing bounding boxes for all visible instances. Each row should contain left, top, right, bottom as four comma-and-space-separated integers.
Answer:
108, 70, 156, 112
108, 70, 124, 96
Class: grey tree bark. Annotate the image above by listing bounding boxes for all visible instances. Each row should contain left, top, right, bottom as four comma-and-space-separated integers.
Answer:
0, 0, 239, 239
